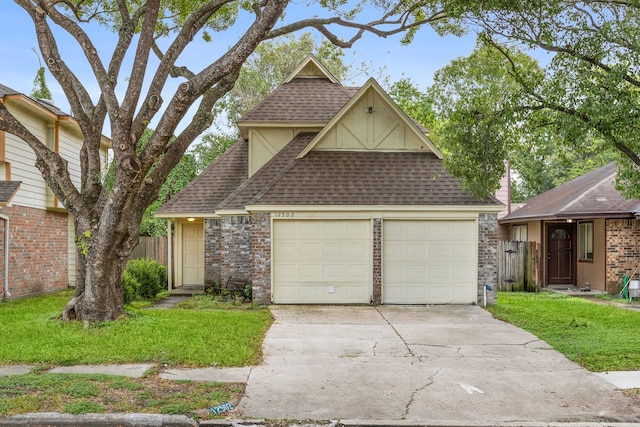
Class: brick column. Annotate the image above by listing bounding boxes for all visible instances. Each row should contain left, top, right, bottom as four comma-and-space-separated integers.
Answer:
477, 213, 498, 305
251, 213, 271, 304
204, 218, 221, 288
372, 218, 382, 304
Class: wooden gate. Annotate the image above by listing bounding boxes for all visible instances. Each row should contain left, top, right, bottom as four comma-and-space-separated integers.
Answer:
497, 241, 541, 292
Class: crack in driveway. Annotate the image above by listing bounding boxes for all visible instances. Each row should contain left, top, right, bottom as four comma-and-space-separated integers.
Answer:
374, 306, 416, 358
402, 368, 440, 418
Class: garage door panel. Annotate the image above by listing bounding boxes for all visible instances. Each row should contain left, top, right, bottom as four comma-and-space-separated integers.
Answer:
383, 220, 477, 304
273, 220, 371, 304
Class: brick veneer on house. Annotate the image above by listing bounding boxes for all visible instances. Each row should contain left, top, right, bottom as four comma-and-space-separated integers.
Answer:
605, 219, 640, 293
251, 213, 271, 304
220, 216, 252, 286
204, 218, 222, 287
478, 213, 498, 305
0, 205, 68, 299
372, 218, 382, 304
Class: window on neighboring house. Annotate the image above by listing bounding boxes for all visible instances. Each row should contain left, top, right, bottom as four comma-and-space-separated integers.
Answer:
512, 225, 527, 241
578, 221, 593, 262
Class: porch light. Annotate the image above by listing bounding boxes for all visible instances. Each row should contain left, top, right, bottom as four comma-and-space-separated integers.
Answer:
566, 219, 573, 223
187, 217, 196, 222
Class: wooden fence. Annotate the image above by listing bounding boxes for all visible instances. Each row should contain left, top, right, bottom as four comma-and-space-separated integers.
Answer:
129, 236, 168, 266
497, 241, 541, 292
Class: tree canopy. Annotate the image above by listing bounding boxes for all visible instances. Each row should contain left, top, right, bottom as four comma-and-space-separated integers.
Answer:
431, 1, 640, 198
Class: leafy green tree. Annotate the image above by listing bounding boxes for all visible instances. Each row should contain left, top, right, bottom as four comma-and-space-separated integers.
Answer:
429, 39, 616, 199
433, 1, 640, 198
30, 49, 52, 100
0, 0, 447, 321
388, 78, 440, 137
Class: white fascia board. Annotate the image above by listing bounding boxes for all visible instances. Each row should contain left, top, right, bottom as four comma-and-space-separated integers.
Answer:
246, 205, 505, 214
154, 212, 220, 219
214, 209, 251, 216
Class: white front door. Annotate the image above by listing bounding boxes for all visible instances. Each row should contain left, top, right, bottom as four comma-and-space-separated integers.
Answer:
182, 222, 204, 286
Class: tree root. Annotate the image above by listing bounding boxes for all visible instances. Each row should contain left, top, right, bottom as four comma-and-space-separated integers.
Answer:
62, 293, 83, 321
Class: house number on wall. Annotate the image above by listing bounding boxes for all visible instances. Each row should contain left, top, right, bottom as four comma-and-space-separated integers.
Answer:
273, 212, 295, 218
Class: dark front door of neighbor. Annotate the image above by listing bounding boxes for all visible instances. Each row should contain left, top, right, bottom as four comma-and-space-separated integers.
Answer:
547, 223, 575, 285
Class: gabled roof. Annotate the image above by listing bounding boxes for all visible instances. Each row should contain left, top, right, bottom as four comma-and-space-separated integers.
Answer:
500, 163, 640, 223
155, 139, 248, 217
283, 55, 340, 84
297, 78, 442, 159
0, 181, 21, 206
236, 78, 355, 134
217, 132, 500, 210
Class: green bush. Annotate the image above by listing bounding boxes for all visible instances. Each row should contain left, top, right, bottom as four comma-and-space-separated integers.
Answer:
122, 270, 140, 305
123, 258, 167, 301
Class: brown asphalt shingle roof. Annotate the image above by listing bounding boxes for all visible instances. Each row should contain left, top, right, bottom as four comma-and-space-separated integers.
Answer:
0, 181, 21, 205
220, 132, 499, 208
156, 139, 248, 215
237, 78, 356, 123
500, 162, 640, 222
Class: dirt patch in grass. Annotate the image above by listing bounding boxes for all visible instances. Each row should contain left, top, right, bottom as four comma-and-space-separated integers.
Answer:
623, 389, 640, 406
0, 372, 243, 420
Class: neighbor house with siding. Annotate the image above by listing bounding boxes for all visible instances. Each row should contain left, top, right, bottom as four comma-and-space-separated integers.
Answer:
0, 83, 110, 299
156, 56, 504, 305
499, 162, 640, 292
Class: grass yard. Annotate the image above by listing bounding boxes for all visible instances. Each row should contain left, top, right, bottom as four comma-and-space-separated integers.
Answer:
0, 290, 272, 418
488, 292, 640, 372
0, 290, 272, 367
0, 372, 243, 419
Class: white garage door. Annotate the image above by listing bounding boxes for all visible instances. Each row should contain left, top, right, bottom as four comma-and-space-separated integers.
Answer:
383, 220, 477, 304
273, 220, 371, 304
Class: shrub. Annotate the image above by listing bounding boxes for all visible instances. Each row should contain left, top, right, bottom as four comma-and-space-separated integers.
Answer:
123, 258, 167, 301
122, 270, 140, 305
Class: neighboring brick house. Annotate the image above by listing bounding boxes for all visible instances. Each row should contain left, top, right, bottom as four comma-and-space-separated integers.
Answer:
156, 56, 504, 305
0, 84, 110, 299
499, 162, 640, 293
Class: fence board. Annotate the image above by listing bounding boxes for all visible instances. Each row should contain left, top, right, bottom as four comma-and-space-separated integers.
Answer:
497, 241, 540, 292
129, 236, 168, 266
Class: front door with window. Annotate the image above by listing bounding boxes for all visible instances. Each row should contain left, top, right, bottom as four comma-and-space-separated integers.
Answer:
547, 223, 575, 285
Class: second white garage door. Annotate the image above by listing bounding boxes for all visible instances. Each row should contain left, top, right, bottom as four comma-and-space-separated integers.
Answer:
272, 220, 372, 304
383, 220, 477, 304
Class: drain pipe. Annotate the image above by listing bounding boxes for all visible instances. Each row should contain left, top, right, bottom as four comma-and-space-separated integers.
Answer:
0, 213, 9, 300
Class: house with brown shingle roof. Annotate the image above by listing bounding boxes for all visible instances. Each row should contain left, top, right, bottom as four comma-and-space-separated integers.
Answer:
499, 162, 640, 293
156, 56, 504, 305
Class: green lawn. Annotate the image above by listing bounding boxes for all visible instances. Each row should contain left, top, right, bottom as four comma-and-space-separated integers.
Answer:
488, 292, 640, 372
0, 290, 272, 367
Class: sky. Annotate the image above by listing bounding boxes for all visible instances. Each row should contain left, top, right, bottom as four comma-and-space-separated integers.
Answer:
0, 2, 478, 135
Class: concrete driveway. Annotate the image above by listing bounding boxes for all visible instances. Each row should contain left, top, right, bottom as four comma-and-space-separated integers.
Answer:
237, 305, 640, 423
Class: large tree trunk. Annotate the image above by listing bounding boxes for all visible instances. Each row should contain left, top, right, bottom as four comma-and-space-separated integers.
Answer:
63, 234, 132, 322
63, 198, 141, 322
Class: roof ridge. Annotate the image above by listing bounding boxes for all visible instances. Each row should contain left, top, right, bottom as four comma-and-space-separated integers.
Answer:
558, 171, 616, 214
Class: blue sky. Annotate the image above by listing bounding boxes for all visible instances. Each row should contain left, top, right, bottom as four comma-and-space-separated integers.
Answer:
0, 2, 477, 130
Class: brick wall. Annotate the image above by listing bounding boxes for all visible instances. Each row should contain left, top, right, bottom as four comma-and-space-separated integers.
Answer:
204, 219, 221, 287
0, 205, 69, 299
251, 213, 271, 304
605, 219, 640, 293
478, 213, 498, 305
220, 215, 252, 285
372, 218, 382, 305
